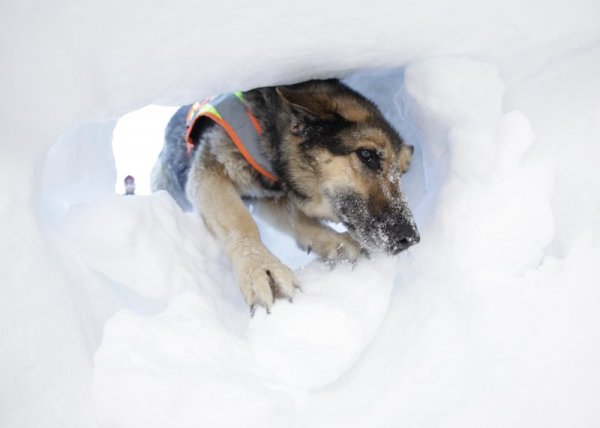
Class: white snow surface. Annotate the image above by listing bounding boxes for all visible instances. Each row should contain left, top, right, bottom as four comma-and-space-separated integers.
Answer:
2, 1, 600, 427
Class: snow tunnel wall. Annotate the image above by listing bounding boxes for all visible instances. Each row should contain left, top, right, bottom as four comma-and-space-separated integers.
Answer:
2, 1, 600, 427
42, 122, 117, 222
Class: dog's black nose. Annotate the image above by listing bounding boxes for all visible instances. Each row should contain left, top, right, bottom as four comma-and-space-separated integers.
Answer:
389, 222, 420, 254
399, 231, 420, 248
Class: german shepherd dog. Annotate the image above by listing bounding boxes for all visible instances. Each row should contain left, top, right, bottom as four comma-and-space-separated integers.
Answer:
151, 79, 419, 314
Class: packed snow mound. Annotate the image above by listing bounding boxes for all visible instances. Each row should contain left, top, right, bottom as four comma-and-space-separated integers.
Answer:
61, 192, 216, 303
93, 262, 396, 426
402, 57, 553, 273
248, 258, 395, 389
75, 194, 396, 425
93, 290, 299, 428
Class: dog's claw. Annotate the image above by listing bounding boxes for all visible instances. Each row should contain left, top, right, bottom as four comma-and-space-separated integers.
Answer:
250, 304, 273, 317
306, 246, 312, 255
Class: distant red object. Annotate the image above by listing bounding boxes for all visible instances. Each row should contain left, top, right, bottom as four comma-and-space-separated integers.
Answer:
124, 175, 136, 195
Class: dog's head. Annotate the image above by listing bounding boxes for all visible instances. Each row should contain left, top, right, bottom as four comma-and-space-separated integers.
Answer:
276, 80, 420, 254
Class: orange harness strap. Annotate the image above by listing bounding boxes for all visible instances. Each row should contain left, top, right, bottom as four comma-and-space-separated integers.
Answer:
185, 94, 277, 182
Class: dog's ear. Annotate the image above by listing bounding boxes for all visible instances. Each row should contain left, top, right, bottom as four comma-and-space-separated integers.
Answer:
399, 144, 414, 174
276, 87, 337, 119
276, 87, 337, 135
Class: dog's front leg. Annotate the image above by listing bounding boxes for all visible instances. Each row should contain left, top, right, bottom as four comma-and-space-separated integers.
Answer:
188, 165, 298, 313
253, 198, 365, 266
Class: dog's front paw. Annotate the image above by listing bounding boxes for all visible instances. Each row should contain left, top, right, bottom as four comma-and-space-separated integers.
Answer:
300, 231, 366, 266
234, 249, 298, 315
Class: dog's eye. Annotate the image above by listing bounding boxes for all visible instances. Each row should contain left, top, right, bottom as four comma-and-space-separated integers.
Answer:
356, 149, 380, 169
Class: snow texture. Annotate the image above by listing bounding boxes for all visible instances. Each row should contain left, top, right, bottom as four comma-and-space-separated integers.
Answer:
2, 1, 600, 428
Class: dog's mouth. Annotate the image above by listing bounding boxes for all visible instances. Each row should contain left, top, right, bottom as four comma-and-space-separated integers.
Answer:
333, 190, 420, 255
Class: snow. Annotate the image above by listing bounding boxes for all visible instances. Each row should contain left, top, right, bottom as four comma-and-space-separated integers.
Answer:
402, 57, 554, 273
65, 192, 397, 422
2, 1, 600, 427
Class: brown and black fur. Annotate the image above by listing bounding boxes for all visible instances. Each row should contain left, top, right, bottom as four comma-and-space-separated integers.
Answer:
151, 79, 419, 314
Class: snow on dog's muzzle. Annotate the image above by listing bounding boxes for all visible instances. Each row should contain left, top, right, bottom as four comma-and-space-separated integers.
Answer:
333, 190, 419, 254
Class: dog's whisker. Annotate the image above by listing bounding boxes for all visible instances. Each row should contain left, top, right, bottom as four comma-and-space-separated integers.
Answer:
404, 249, 419, 269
